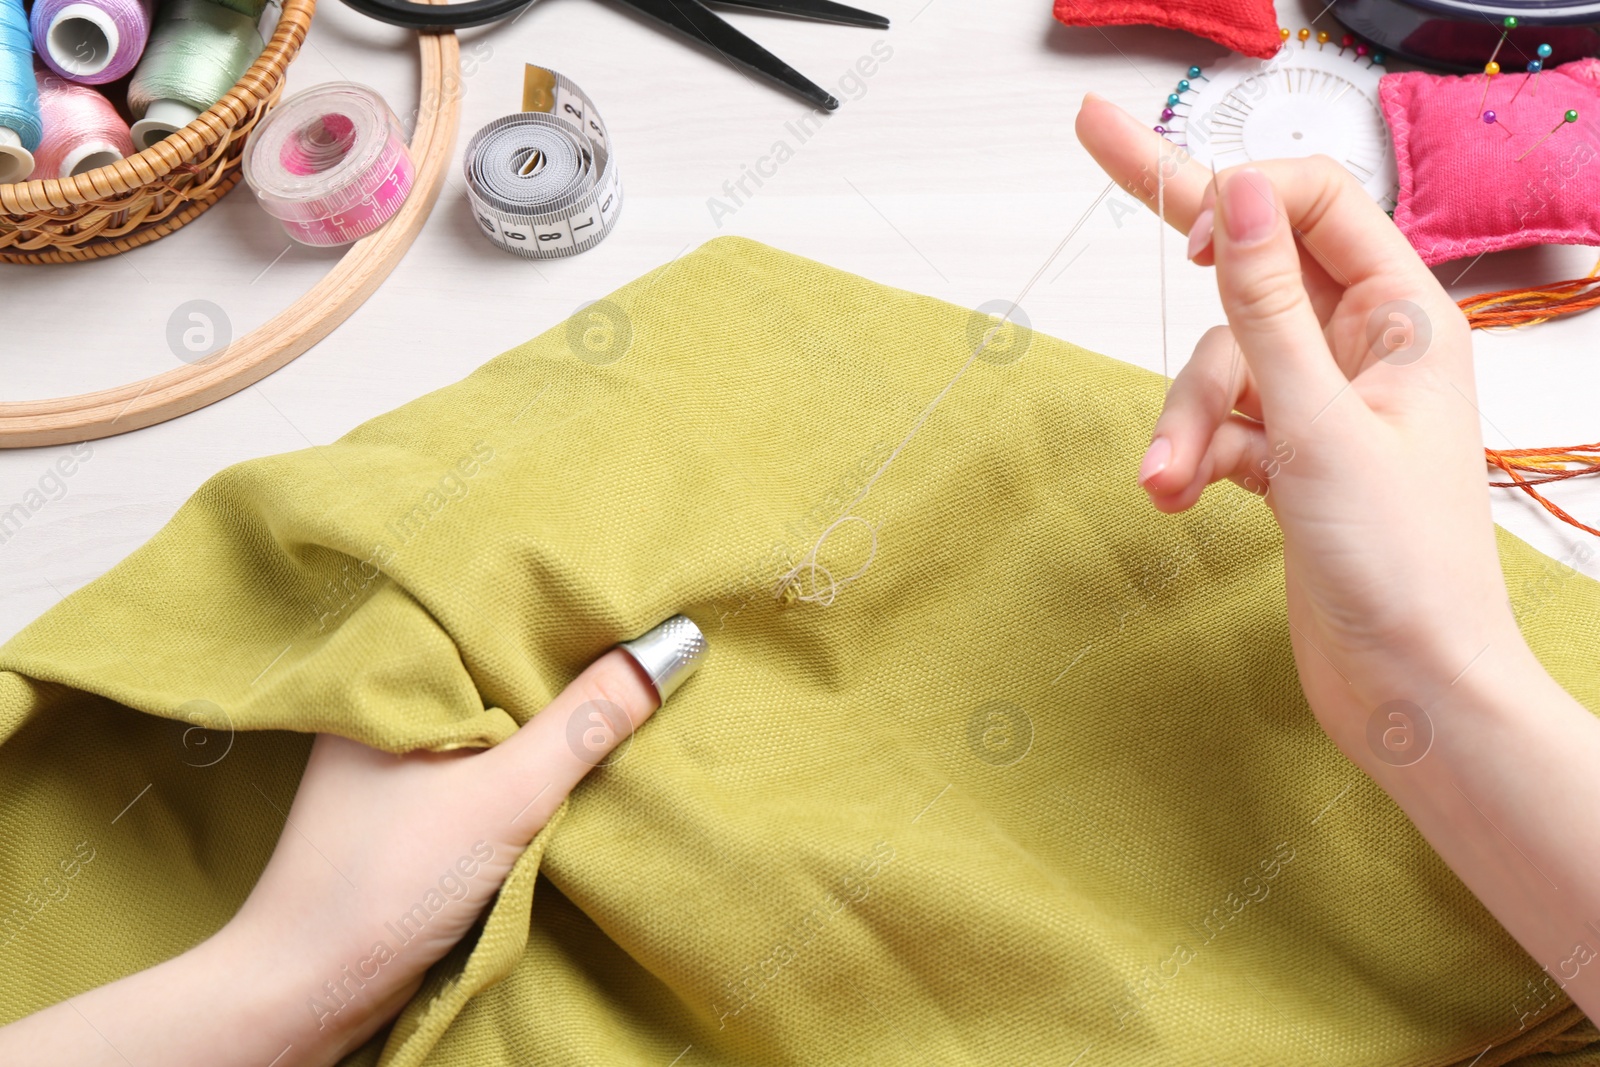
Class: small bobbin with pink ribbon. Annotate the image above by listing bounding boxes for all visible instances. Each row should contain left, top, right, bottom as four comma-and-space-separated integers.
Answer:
240, 82, 414, 247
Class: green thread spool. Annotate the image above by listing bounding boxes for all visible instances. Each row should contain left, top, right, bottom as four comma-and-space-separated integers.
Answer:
201, 0, 266, 16
127, 0, 262, 150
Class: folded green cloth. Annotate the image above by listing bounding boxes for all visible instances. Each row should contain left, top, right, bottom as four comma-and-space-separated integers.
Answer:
2, 237, 1597, 1066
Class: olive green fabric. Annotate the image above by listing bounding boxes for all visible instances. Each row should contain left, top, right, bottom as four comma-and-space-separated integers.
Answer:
1, 236, 1597, 1066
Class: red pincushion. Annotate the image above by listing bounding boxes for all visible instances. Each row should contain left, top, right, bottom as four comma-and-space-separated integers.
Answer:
1052, 0, 1281, 60
1380, 59, 1600, 266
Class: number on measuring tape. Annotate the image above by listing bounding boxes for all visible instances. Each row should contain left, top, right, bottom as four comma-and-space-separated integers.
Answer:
534, 218, 574, 250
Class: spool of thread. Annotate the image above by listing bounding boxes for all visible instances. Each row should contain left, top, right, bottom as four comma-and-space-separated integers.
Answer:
127, 0, 262, 149
28, 70, 134, 179
0, 0, 42, 182
31, 0, 152, 85
200, 0, 267, 17
241, 82, 414, 246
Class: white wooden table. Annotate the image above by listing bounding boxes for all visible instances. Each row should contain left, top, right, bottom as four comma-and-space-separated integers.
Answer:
3, 0, 1598, 643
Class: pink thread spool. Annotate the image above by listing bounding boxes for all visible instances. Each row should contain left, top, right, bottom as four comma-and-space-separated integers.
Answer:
28, 69, 134, 179
241, 82, 413, 246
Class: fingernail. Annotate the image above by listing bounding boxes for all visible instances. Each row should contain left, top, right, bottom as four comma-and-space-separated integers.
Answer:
1186, 207, 1214, 261
1138, 436, 1171, 485
1222, 168, 1276, 246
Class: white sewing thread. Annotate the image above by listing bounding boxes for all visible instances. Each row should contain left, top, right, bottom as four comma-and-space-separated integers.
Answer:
773, 515, 879, 606
1158, 136, 1169, 381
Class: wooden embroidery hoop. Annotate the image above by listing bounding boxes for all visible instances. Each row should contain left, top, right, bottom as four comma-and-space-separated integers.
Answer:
0, 28, 462, 450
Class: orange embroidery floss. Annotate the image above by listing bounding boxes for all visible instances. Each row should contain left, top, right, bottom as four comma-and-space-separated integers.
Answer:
1460, 254, 1600, 536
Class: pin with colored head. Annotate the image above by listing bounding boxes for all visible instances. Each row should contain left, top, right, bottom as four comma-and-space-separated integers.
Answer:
1316, 30, 1329, 50
1516, 108, 1579, 162
1476, 60, 1501, 117
1510, 52, 1546, 106
1482, 109, 1513, 137
1487, 15, 1517, 68
1534, 45, 1552, 96
1187, 65, 1209, 82
1339, 33, 1353, 55
1369, 51, 1386, 67
1297, 27, 1310, 47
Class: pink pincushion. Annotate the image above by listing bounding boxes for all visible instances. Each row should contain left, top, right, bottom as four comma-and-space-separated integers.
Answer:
1379, 58, 1600, 266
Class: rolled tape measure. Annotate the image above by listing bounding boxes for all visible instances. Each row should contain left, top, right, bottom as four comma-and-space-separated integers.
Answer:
242, 82, 415, 247
463, 65, 621, 259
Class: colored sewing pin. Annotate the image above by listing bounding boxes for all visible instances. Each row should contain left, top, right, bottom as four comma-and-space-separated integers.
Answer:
1486, 16, 1517, 70
1534, 44, 1552, 96
1369, 51, 1386, 67
1316, 30, 1329, 50
1509, 54, 1544, 106
1297, 27, 1310, 47
1339, 33, 1353, 55
1515, 108, 1579, 161
1483, 109, 1513, 137
1476, 60, 1501, 119
1187, 65, 1209, 82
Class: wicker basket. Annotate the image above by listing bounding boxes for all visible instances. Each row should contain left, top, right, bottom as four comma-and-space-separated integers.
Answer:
0, 0, 314, 263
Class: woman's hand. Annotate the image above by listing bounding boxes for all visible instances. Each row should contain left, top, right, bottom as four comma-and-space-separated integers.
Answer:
1077, 94, 1600, 1024
1075, 92, 1516, 753
0, 641, 670, 1067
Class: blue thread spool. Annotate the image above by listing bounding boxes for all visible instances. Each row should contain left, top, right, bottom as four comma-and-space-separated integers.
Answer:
0, 0, 41, 182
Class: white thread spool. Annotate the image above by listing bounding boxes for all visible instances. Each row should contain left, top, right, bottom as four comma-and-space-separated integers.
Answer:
0, 127, 30, 182
130, 98, 197, 149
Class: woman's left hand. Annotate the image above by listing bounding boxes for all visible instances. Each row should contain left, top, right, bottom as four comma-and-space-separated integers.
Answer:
0, 646, 663, 1067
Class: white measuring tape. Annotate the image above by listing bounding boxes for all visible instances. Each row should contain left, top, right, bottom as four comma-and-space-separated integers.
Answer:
463, 65, 621, 259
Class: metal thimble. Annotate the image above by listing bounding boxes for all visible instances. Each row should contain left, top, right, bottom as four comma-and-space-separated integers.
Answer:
618, 615, 708, 703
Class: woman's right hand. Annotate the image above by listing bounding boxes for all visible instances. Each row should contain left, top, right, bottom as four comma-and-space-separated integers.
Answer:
1075, 93, 1522, 756
1076, 93, 1600, 1027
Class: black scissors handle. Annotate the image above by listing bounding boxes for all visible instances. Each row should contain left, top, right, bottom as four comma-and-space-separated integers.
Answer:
619, 0, 886, 110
